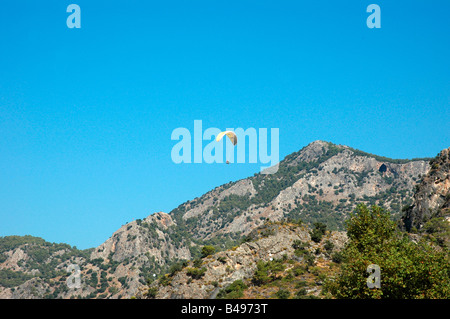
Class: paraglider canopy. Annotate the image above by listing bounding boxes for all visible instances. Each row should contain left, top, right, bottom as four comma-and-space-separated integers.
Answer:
216, 130, 237, 146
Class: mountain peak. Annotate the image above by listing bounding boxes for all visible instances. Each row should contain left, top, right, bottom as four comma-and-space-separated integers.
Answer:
285, 140, 330, 164
306, 140, 332, 146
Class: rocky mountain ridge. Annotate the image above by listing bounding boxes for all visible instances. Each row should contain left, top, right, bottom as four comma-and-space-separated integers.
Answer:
0, 140, 437, 298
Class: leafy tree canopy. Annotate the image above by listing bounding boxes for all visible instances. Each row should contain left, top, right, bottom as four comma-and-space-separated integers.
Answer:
325, 204, 450, 299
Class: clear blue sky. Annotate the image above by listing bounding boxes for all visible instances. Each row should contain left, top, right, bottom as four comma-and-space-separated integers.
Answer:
0, 1, 449, 249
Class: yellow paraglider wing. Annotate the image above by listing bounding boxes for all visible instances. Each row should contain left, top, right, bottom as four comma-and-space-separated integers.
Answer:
216, 131, 237, 145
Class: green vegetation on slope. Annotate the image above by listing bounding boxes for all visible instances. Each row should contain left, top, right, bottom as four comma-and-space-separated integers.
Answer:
324, 204, 450, 298
0, 235, 92, 293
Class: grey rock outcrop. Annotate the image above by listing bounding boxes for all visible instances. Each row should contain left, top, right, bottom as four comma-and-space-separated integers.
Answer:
402, 147, 450, 231
149, 223, 347, 299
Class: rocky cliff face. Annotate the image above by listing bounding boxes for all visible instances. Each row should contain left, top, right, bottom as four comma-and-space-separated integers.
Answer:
88, 212, 192, 297
402, 147, 450, 231
0, 141, 433, 298
168, 140, 428, 240
140, 222, 347, 299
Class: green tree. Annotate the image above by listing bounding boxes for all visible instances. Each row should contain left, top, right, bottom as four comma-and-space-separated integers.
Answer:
251, 259, 286, 286
325, 204, 450, 299
186, 267, 206, 279
217, 280, 247, 299
146, 287, 158, 299
310, 222, 327, 243
168, 260, 188, 277
275, 288, 291, 299
251, 261, 271, 286
201, 245, 216, 258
